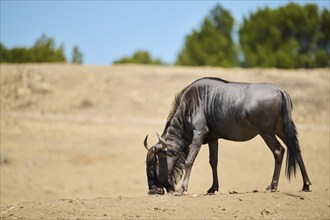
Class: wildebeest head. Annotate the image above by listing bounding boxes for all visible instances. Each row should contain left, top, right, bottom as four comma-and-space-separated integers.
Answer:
144, 133, 178, 195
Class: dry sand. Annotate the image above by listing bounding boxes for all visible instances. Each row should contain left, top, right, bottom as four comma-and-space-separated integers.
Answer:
1, 64, 329, 219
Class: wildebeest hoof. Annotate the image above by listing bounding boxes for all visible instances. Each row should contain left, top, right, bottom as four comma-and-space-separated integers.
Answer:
302, 184, 311, 192
265, 185, 278, 192
207, 186, 219, 194
174, 187, 185, 196
148, 185, 164, 195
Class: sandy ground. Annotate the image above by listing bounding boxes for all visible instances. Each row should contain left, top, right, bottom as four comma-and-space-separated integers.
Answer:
0, 64, 329, 219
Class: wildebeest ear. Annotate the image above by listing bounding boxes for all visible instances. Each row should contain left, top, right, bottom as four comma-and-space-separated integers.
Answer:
154, 144, 164, 152
156, 132, 168, 148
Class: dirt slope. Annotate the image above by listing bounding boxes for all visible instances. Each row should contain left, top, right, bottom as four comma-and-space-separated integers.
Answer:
1, 191, 329, 219
1, 64, 329, 219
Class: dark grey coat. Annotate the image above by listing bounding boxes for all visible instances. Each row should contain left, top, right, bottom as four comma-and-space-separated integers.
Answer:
145, 77, 311, 195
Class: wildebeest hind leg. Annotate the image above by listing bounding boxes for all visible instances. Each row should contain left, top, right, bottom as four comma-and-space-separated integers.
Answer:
261, 134, 285, 192
296, 150, 312, 191
276, 130, 312, 192
207, 140, 219, 194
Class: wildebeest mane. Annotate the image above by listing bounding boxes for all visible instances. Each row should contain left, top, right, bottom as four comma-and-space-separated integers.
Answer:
163, 88, 188, 186
202, 77, 229, 84
165, 77, 229, 131
165, 89, 185, 128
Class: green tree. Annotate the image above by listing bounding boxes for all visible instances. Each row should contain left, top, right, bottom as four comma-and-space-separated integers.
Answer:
0, 34, 67, 63
71, 45, 83, 64
316, 9, 330, 66
32, 34, 66, 62
239, 3, 330, 68
10, 48, 35, 63
176, 5, 238, 67
113, 50, 163, 65
0, 43, 10, 62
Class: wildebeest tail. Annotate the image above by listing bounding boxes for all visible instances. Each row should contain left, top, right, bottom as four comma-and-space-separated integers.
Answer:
281, 91, 299, 180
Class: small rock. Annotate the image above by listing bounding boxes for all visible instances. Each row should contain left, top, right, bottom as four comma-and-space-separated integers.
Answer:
37, 82, 51, 93
192, 194, 198, 198
17, 87, 31, 97
261, 209, 270, 215
0, 154, 12, 165
78, 99, 93, 109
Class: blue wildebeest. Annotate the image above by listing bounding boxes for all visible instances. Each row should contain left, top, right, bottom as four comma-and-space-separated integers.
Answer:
144, 77, 311, 195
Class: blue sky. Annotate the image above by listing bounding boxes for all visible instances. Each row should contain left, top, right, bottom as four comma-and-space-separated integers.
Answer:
1, 1, 329, 65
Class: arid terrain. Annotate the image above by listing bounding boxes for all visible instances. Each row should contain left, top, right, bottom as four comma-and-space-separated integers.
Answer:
1, 64, 329, 219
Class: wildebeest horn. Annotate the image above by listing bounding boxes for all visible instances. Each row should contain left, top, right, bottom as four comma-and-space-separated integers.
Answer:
156, 132, 168, 148
144, 135, 150, 151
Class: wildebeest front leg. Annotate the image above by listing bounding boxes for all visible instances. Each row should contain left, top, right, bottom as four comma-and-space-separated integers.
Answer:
176, 130, 207, 195
207, 140, 219, 194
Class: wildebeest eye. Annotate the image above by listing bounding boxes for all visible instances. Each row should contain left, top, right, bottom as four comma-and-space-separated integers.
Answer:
166, 152, 178, 158
161, 148, 178, 158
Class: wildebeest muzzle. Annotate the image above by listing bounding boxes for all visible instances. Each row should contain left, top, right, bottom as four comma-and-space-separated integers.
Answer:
145, 134, 174, 195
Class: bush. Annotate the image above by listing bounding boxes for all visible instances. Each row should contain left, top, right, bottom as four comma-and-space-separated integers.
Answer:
1, 34, 69, 63
113, 50, 163, 65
